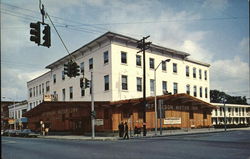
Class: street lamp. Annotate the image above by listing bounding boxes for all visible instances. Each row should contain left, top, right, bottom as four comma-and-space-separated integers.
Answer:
2, 96, 16, 130
154, 59, 171, 135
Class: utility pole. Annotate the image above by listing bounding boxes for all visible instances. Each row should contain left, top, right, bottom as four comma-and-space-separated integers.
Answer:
137, 36, 151, 136
91, 71, 95, 139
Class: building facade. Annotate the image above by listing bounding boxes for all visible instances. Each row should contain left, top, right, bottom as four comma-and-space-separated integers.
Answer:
27, 32, 210, 107
24, 94, 215, 134
27, 71, 51, 110
211, 103, 250, 126
8, 101, 28, 129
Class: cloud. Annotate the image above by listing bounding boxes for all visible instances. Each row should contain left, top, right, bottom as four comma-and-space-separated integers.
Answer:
210, 56, 249, 96
1, 67, 49, 100
202, 0, 228, 10
239, 37, 249, 55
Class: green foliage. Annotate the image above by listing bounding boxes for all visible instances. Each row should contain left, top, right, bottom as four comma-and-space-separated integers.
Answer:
210, 90, 247, 104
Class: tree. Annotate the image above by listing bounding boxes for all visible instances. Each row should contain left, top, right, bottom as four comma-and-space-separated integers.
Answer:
210, 90, 248, 104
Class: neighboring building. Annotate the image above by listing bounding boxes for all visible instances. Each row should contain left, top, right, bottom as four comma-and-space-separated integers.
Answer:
1, 101, 21, 130
24, 94, 215, 134
27, 32, 210, 108
211, 103, 250, 126
8, 101, 28, 129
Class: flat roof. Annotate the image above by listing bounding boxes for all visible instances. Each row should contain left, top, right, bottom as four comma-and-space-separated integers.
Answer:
45, 31, 192, 69
27, 71, 51, 84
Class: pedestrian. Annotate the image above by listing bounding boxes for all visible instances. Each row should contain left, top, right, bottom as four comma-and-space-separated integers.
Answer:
45, 128, 49, 136
123, 122, 129, 140
118, 122, 123, 137
121, 122, 124, 137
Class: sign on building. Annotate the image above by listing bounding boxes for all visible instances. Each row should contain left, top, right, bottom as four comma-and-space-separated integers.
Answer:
44, 94, 58, 101
95, 119, 104, 126
164, 117, 181, 125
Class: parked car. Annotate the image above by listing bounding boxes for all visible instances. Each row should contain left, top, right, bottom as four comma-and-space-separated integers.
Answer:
2, 129, 11, 136
4, 129, 17, 136
19, 129, 39, 137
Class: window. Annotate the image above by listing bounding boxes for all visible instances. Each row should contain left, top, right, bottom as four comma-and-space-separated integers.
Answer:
173, 83, 178, 94
193, 86, 197, 97
33, 87, 35, 96
173, 63, 177, 73
89, 58, 93, 70
162, 81, 167, 94
193, 68, 196, 78
104, 51, 109, 64
42, 83, 44, 94
199, 69, 202, 79
186, 66, 189, 77
29, 88, 32, 97
136, 77, 142, 92
69, 87, 73, 99
39, 85, 41, 95
186, 85, 190, 95
81, 87, 85, 97
149, 58, 154, 69
204, 71, 207, 80
150, 79, 155, 92
189, 110, 194, 119
203, 111, 207, 119
121, 75, 128, 90
205, 88, 208, 98
80, 62, 84, 74
121, 52, 127, 64
53, 74, 56, 83
162, 61, 166, 71
104, 75, 109, 91
200, 87, 203, 97
46, 81, 50, 92
136, 55, 141, 66
62, 71, 65, 80
36, 86, 38, 96
62, 89, 65, 101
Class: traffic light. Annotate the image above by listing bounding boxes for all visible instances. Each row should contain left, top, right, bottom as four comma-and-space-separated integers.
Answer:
80, 78, 84, 88
30, 22, 41, 45
42, 24, 51, 48
71, 62, 80, 77
85, 78, 90, 88
91, 110, 96, 118
64, 61, 73, 78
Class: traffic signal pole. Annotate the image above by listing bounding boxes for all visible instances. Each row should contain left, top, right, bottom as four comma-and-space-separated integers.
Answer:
91, 71, 95, 139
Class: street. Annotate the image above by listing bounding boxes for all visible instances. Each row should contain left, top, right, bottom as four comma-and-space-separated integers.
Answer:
2, 130, 250, 159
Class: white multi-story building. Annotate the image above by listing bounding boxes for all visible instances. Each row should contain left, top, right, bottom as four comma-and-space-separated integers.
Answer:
211, 103, 250, 125
27, 71, 51, 110
27, 32, 210, 109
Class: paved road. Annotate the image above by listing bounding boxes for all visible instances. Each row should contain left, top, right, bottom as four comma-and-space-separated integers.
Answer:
2, 130, 250, 159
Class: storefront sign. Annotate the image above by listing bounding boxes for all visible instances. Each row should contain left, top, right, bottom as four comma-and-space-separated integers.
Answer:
164, 117, 181, 125
8, 119, 14, 124
95, 119, 104, 126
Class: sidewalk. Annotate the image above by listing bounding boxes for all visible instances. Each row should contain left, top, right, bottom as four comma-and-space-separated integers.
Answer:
38, 127, 250, 141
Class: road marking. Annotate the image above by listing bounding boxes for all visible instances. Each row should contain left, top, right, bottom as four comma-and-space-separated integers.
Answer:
2, 140, 17, 144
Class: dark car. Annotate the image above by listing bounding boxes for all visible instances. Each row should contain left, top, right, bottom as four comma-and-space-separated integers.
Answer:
2, 129, 12, 136
8, 129, 19, 137
19, 129, 39, 137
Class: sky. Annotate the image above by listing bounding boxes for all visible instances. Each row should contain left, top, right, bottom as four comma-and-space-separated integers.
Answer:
1, 0, 249, 102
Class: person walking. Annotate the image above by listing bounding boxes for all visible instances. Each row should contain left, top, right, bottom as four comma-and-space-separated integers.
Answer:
118, 122, 122, 137
123, 122, 129, 140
